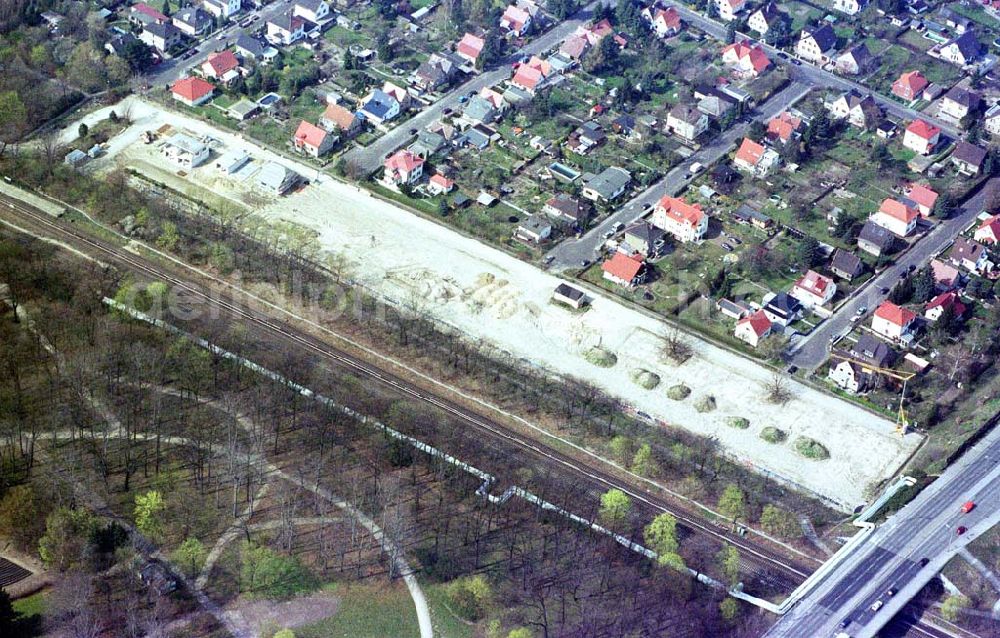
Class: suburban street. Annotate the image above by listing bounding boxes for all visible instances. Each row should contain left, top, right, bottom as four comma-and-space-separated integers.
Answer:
664, 1, 963, 139
342, 2, 607, 173
545, 80, 812, 268
787, 177, 996, 370
765, 425, 1000, 638
148, 2, 291, 87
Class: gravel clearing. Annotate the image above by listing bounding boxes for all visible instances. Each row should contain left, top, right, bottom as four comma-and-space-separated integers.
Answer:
75, 98, 922, 510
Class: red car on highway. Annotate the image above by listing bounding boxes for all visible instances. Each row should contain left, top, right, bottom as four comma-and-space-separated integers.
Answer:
961, 501, 975, 514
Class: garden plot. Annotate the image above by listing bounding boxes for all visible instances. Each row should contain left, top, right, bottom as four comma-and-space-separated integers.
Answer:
78, 98, 921, 510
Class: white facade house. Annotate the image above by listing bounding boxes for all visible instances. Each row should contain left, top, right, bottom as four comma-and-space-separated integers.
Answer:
651, 196, 707, 243
790, 270, 836, 308
796, 25, 838, 64
266, 13, 305, 45
293, 0, 330, 23
203, 0, 241, 19
832, 0, 866, 15
715, 0, 748, 22
666, 104, 708, 142
162, 134, 210, 169
871, 198, 919, 237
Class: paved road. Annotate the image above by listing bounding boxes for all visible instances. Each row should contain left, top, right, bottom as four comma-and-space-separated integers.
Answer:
787, 177, 996, 370
664, 2, 963, 140
765, 425, 1000, 638
544, 80, 812, 268
342, 2, 607, 173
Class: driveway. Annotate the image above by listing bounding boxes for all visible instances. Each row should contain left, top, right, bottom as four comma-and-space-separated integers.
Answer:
545, 80, 813, 269
787, 177, 996, 369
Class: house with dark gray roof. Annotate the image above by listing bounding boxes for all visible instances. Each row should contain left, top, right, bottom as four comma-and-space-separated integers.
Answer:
829, 249, 864, 280
951, 140, 988, 175
858, 221, 896, 256
622, 221, 665, 256
796, 24, 838, 64
850, 334, 895, 368
581, 167, 631, 202
940, 30, 982, 66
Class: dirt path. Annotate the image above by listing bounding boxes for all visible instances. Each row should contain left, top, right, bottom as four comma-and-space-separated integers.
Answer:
147, 386, 435, 638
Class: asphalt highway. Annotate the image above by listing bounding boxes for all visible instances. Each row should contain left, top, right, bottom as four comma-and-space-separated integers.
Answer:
765, 426, 1000, 638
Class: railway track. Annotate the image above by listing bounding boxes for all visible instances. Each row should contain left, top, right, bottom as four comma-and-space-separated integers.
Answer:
1, 193, 814, 587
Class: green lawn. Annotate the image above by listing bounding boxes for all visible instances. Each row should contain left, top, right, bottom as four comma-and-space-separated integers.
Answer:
297, 581, 474, 638
298, 582, 419, 638
13, 591, 46, 621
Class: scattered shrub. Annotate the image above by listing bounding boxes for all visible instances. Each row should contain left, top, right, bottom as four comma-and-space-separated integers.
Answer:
725, 417, 750, 430
630, 369, 661, 390
760, 427, 786, 444
694, 395, 717, 413
584, 346, 617, 367
794, 437, 830, 460
667, 384, 691, 400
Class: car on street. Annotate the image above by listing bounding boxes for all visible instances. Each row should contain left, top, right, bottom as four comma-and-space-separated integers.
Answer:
885, 587, 897, 597
791, 58, 802, 65
880, 287, 890, 294
920, 557, 930, 566
581, 259, 590, 267
870, 600, 884, 612
856, 306, 866, 316
840, 618, 851, 628
543, 255, 554, 264
962, 501, 976, 513
957, 526, 968, 535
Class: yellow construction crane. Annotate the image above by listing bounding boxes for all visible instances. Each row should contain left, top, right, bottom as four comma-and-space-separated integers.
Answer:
830, 353, 916, 435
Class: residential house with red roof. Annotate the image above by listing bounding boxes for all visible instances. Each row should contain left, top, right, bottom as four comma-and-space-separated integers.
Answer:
766, 111, 804, 144
383, 150, 425, 187
129, 2, 169, 27
872, 301, 917, 344
925, 291, 966, 321
320, 104, 362, 138
892, 71, 929, 101
456, 33, 485, 64
601, 252, 646, 287
974, 214, 1000, 244
721, 40, 771, 78
511, 63, 545, 94
202, 51, 241, 82
427, 173, 455, 196
734, 310, 772, 347
651, 195, 707, 243
902, 119, 941, 155
872, 198, 919, 237
559, 35, 590, 60
733, 138, 780, 177
930, 258, 960, 291
650, 7, 681, 37
904, 183, 939, 216
790, 270, 837, 307
715, 0, 748, 22
293, 120, 335, 157
171, 77, 215, 107
500, 5, 532, 36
